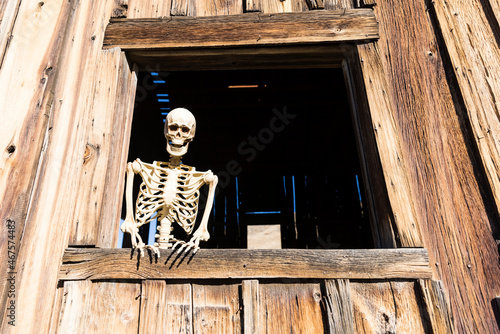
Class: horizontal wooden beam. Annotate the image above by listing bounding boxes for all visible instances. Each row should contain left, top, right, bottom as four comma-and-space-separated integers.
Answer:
103, 10, 379, 50
59, 248, 432, 281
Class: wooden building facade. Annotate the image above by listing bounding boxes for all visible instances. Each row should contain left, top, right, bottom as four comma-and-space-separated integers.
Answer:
1, 0, 500, 332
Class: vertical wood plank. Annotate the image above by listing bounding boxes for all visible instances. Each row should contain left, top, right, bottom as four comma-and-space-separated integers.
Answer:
246, 0, 308, 13
69, 48, 123, 245
96, 52, 137, 248
0, 0, 122, 331
48, 284, 65, 333
57, 281, 93, 333
188, 0, 243, 16
431, 0, 500, 221
324, 0, 353, 10
343, 55, 397, 248
193, 283, 241, 333
242, 280, 259, 334
0, 0, 71, 325
139, 281, 192, 334
418, 279, 456, 334
323, 279, 354, 334
259, 283, 324, 333
351, 43, 423, 248
350, 281, 427, 333
373, 0, 500, 331
58, 281, 141, 333
127, 0, 172, 18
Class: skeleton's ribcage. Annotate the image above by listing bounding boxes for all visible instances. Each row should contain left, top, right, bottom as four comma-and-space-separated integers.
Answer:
135, 163, 205, 235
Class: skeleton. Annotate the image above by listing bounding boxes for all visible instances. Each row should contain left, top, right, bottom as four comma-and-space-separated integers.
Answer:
120, 108, 218, 256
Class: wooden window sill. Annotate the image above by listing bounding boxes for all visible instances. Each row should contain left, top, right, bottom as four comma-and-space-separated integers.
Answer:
59, 248, 432, 281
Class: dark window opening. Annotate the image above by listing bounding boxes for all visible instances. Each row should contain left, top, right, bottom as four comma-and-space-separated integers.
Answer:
121, 68, 373, 249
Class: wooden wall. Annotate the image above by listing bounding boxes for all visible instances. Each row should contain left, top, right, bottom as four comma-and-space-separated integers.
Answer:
0, 0, 499, 332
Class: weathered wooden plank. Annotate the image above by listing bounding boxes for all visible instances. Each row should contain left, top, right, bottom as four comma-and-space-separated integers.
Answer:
58, 281, 141, 333
246, 0, 308, 13
242, 280, 259, 334
139, 281, 192, 333
323, 279, 354, 334
373, 0, 500, 332
0, 0, 123, 331
127, 0, 172, 18
130, 0, 243, 18
128, 45, 345, 71
324, 0, 353, 10
192, 283, 241, 333
418, 279, 456, 334
57, 281, 93, 333
0, 0, 72, 330
69, 48, 123, 245
96, 53, 137, 248
342, 55, 397, 248
431, 0, 500, 224
350, 281, 427, 333
350, 43, 423, 248
59, 248, 432, 280
48, 284, 64, 334
104, 10, 379, 50
189, 0, 243, 16
259, 283, 324, 333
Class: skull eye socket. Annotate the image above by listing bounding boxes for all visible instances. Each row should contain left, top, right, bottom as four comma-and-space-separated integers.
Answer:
169, 124, 179, 132
181, 126, 190, 134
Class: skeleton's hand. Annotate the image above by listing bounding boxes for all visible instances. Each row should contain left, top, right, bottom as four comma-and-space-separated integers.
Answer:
120, 218, 160, 258
120, 218, 142, 248
173, 228, 209, 255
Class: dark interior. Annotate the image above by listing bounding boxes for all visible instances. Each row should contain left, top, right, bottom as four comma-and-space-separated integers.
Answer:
122, 68, 373, 249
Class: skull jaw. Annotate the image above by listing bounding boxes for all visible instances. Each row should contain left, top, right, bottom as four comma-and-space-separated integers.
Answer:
166, 141, 190, 157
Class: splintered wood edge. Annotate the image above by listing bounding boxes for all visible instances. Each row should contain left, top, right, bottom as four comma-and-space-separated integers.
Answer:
103, 9, 379, 50
59, 248, 432, 281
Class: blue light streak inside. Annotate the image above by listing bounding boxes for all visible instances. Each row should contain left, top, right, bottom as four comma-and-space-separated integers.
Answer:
244, 211, 281, 215
158, 99, 170, 102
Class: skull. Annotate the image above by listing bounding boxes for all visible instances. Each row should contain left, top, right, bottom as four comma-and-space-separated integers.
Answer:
164, 108, 196, 157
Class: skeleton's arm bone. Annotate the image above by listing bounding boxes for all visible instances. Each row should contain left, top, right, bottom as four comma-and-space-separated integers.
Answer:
191, 171, 218, 243
125, 160, 141, 221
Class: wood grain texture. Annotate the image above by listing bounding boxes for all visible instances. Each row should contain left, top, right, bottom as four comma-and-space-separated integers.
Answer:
59, 248, 432, 280
242, 280, 260, 334
418, 279, 456, 334
343, 55, 397, 248
139, 281, 192, 334
373, 0, 500, 332
323, 279, 354, 334
96, 53, 136, 248
104, 10, 379, 50
431, 0, 500, 221
350, 281, 428, 333
58, 281, 141, 333
324, 0, 353, 10
259, 283, 324, 333
192, 283, 241, 333
353, 43, 423, 248
246, 0, 308, 13
0, 0, 128, 331
0, 0, 71, 329
127, 0, 172, 18
68, 49, 123, 245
